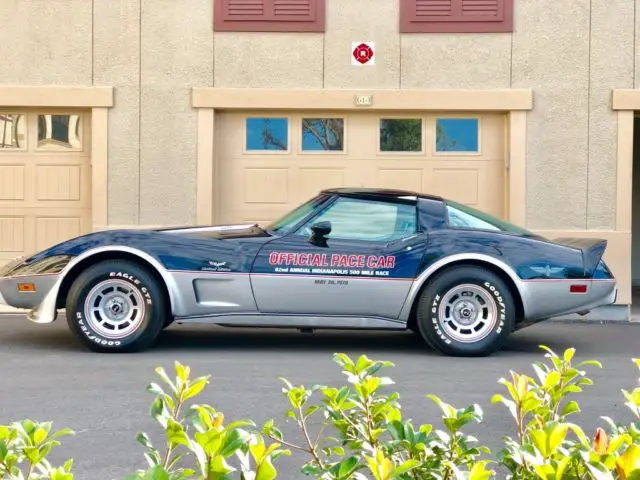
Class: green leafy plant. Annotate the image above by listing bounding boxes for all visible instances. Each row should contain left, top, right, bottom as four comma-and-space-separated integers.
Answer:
0, 419, 75, 479
125, 361, 290, 480
261, 353, 493, 479
1, 346, 640, 480
492, 347, 640, 479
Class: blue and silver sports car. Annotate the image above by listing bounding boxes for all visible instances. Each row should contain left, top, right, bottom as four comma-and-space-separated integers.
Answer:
0, 188, 617, 356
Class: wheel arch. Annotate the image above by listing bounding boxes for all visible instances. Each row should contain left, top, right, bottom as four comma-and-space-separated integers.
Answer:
55, 247, 175, 314
404, 256, 526, 331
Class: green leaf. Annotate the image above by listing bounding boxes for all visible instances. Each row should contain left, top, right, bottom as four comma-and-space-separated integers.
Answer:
182, 377, 209, 401
219, 429, 250, 457
338, 456, 360, 479
147, 464, 171, 480
389, 459, 419, 479
563, 348, 576, 363
560, 400, 581, 417
154, 367, 178, 394
548, 423, 569, 452
255, 455, 278, 480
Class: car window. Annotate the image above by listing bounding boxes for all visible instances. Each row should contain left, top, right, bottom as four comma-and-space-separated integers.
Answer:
295, 197, 417, 241
445, 200, 534, 235
266, 194, 330, 233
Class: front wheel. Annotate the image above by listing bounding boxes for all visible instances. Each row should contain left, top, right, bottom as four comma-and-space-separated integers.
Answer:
65, 260, 168, 353
415, 265, 515, 357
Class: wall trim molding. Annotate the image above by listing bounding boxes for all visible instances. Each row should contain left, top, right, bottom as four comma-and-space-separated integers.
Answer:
192, 88, 534, 112
0, 85, 113, 107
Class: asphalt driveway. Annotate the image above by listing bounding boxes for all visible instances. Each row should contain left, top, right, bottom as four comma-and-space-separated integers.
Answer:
0, 315, 639, 479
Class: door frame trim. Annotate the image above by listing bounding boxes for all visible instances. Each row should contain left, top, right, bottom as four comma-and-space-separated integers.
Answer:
191, 87, 533, 227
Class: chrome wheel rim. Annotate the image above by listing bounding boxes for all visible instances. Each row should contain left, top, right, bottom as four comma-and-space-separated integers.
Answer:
84, 279, 146, 339
438, 284, 498, 343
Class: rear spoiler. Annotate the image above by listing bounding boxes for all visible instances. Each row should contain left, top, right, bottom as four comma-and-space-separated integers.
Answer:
552, 237, 608, 277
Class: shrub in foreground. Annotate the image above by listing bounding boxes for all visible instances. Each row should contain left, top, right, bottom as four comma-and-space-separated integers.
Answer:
0, 346, 639, 479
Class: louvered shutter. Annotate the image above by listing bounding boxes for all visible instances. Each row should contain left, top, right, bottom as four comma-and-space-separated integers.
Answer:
273, 0, 318, 22
215, 0, 324, 31
459, 0, 503, 22
401, 0, 512, 32
413, 0, 503, 22
221, 0, 267, 21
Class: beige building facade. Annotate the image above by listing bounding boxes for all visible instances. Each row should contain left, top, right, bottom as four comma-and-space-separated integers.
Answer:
1, 0, 639, 320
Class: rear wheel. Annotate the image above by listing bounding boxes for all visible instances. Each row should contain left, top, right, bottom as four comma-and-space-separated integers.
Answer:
65, 260, 168, 353
415, 265, 515, 357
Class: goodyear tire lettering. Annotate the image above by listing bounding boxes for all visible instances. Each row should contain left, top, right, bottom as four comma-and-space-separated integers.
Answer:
75, 311, 121, 347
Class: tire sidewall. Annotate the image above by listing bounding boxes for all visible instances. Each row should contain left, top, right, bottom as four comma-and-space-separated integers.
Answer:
418, 267, 514, 355
66, 262, 163, 351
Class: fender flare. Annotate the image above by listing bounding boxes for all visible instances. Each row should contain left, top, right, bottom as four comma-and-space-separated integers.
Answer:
398, 253, 526, 322
27, 246, 179, 324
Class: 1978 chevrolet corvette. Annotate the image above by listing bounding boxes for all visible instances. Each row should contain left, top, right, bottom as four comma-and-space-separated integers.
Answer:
0, 188, 617, 356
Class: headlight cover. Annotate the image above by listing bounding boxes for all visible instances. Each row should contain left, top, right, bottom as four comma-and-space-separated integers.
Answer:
0, 255, 74, 277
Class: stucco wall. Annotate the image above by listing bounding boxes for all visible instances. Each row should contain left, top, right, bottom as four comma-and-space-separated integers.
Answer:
1, 0, 637, 230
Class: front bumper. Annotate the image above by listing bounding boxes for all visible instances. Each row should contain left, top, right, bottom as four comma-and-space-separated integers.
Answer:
0, 273, 59, 310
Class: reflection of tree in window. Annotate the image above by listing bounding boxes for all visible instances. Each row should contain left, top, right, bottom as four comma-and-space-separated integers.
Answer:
260, 118, 287, 150
435, 123, 459, 151
379, 119, 422, 152
302, 118, 344, 151
436, 119, 479, 152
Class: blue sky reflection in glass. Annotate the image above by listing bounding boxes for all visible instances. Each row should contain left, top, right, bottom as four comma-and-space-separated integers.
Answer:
436, 118, 479, 152
246, 117, 288, 151
302, 118, 345, 151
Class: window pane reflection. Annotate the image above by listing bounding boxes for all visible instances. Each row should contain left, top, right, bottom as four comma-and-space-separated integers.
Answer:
436, 118, 479, 152
302, 118, 344, 151
245, 117, 288, 151
37, 114, 82, 150
379, 119, 422, 152
0, 114, 26, 149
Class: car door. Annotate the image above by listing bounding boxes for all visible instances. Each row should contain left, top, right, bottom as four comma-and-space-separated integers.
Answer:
250, 195, 429, 319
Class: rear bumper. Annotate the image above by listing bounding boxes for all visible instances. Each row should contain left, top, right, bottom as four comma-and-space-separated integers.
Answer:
521, 278, 617, 321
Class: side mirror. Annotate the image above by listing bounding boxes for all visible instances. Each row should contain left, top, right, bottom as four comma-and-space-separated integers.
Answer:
308, 221, 331, 247
310, 221, 331, 238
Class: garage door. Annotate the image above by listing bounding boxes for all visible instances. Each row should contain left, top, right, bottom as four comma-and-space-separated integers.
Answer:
215, 111, 506, 225
0, 110, 92, 267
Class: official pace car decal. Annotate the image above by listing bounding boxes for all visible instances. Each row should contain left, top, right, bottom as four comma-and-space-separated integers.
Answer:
268, 252, 397, 277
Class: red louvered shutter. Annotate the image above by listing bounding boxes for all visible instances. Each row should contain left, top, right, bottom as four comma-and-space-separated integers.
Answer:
459, 0, 504, 22
221, 0, 267, 22
400, 0, 512, 33
214, 0, 325, 32
273, 0, 317, 22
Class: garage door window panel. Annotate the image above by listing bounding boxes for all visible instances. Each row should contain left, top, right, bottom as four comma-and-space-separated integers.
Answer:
0, 114, 27, 150
36, 114, 83, 151
296, 197, 417, 241
379, 118, 423, 154
300, 117, 345, 153
435, 117, 481, 155
244, 117, 290, 153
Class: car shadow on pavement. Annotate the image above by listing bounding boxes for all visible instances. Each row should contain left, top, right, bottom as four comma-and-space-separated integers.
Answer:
148, 323, 574, 357
0, 314, 592, 356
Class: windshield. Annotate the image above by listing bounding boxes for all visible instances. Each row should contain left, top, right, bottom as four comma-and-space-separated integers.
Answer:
266, 194, 331, 233
444, 200, 535, 236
